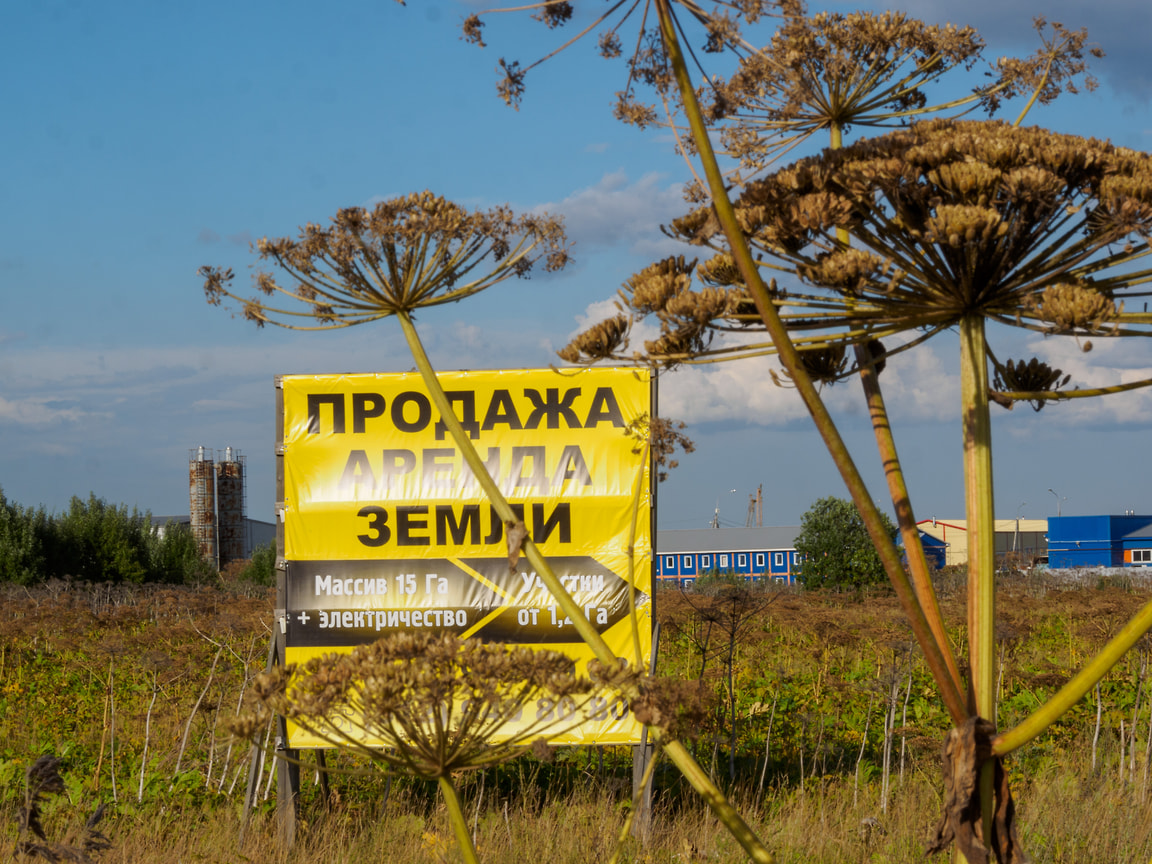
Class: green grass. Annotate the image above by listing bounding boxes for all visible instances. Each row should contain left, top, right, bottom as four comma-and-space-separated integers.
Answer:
2, 577, 1151, 862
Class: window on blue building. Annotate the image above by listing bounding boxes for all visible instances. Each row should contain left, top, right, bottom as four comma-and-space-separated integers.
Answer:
755, 553, 764, 566
737, 553, 747, 567
1134, 549, 1152, 564
720, 554, 729, 568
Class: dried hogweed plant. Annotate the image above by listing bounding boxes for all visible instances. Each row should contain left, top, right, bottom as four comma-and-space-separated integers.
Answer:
704, 12, 1102, 174
462, 0, 787, 120
201, 188, 774, 859
466, 2, 1152, 860
576, 119, 1152, 860
199, 191, 568, 330
231, 632, 639, 864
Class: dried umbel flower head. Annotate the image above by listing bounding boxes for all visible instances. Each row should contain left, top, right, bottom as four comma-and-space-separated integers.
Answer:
697, 253, 743, 287
576, 119, 1152, 395
719, 120, 1152, 363
797, 248, 889, 297
557, 313, 631, 364
1025, 283, 1119, 333
769, 344, 849, 389
708, 12, 1101, 173
625, 255, 697, 314
200, 191, 569, 330
992, 357, 1071, 412
631, 677, 713, 740
230, 632, 613, 779
459, 0, 787, 119
797, 343, 847, 383
708, 11, 984, 165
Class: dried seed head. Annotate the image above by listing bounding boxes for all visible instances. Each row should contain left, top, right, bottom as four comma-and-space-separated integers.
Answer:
462, 14, 486, 47
797, 344, 848, 384
865, 339, 887, 376
1028, 283, 1118, 331
697, 253, 743, 287
922, 205, 1006, 247
557, 314, 630, 364
201, 192, 568, 330
624, 413, 696, 482
643, 324, 709, 363
532, 2, 572, 29
798, 248, 886, 296
624, 256, 697, 314
631, 677, 713, 740
598, 31, 622, 59
992, 357, 1071, 411
927, 162, 1002, 203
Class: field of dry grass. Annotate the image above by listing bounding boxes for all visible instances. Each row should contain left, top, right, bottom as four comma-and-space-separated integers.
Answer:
2, 574, 1151, 862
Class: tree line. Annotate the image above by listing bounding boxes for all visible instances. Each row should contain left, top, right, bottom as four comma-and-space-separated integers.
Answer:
0, 487, 273, 586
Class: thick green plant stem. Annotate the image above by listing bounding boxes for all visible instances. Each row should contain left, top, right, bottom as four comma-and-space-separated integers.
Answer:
398, 311, 777, 862
959, 314, 996, 848
655, 0, 967, 725
855, 343, 966, 698
662, 739, 774, 864
993, 595, 1152, 756
439, 775, 481, 864
960, 315, 996, 722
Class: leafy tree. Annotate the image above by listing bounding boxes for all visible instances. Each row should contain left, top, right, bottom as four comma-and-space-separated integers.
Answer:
0, 487, 51, 585
794, 497, 896, 590
234, 541, 276, 587
151, 521, 218, 585
0, 490, 222, 585
51, 493, 156, 583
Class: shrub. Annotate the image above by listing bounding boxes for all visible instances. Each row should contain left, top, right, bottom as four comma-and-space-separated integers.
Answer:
0, 487, 51, 585
794, 496, 897, 590
230, 541, 276, 587
152, 521, 219, 585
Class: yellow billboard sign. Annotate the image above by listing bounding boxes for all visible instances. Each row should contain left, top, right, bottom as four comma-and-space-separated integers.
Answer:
279, 367, 653, 746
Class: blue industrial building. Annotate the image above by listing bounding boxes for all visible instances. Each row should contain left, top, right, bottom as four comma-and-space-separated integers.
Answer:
1047, 515, 1152, 568
655, 527, 802, 587
916, 532, 949, 569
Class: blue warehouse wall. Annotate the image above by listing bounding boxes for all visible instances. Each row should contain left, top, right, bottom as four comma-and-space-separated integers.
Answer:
1048, 516, 1115, 568
1048, 516, 1152, 568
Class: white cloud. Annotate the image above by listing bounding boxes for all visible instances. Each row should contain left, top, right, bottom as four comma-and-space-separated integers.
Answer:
536, 171, 687, 258
0, 394, 99, 426
1029, 337, 1152, 424
871, 338, 961, 423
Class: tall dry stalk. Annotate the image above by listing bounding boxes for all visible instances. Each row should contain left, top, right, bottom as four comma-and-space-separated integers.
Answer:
173, 646, 222, 784
853, 692, 874, 808
138, 670, 158, 803
1093, 683, 1103, 772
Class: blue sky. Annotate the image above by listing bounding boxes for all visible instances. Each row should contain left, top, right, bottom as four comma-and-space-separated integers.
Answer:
2, 0, 1151, 532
